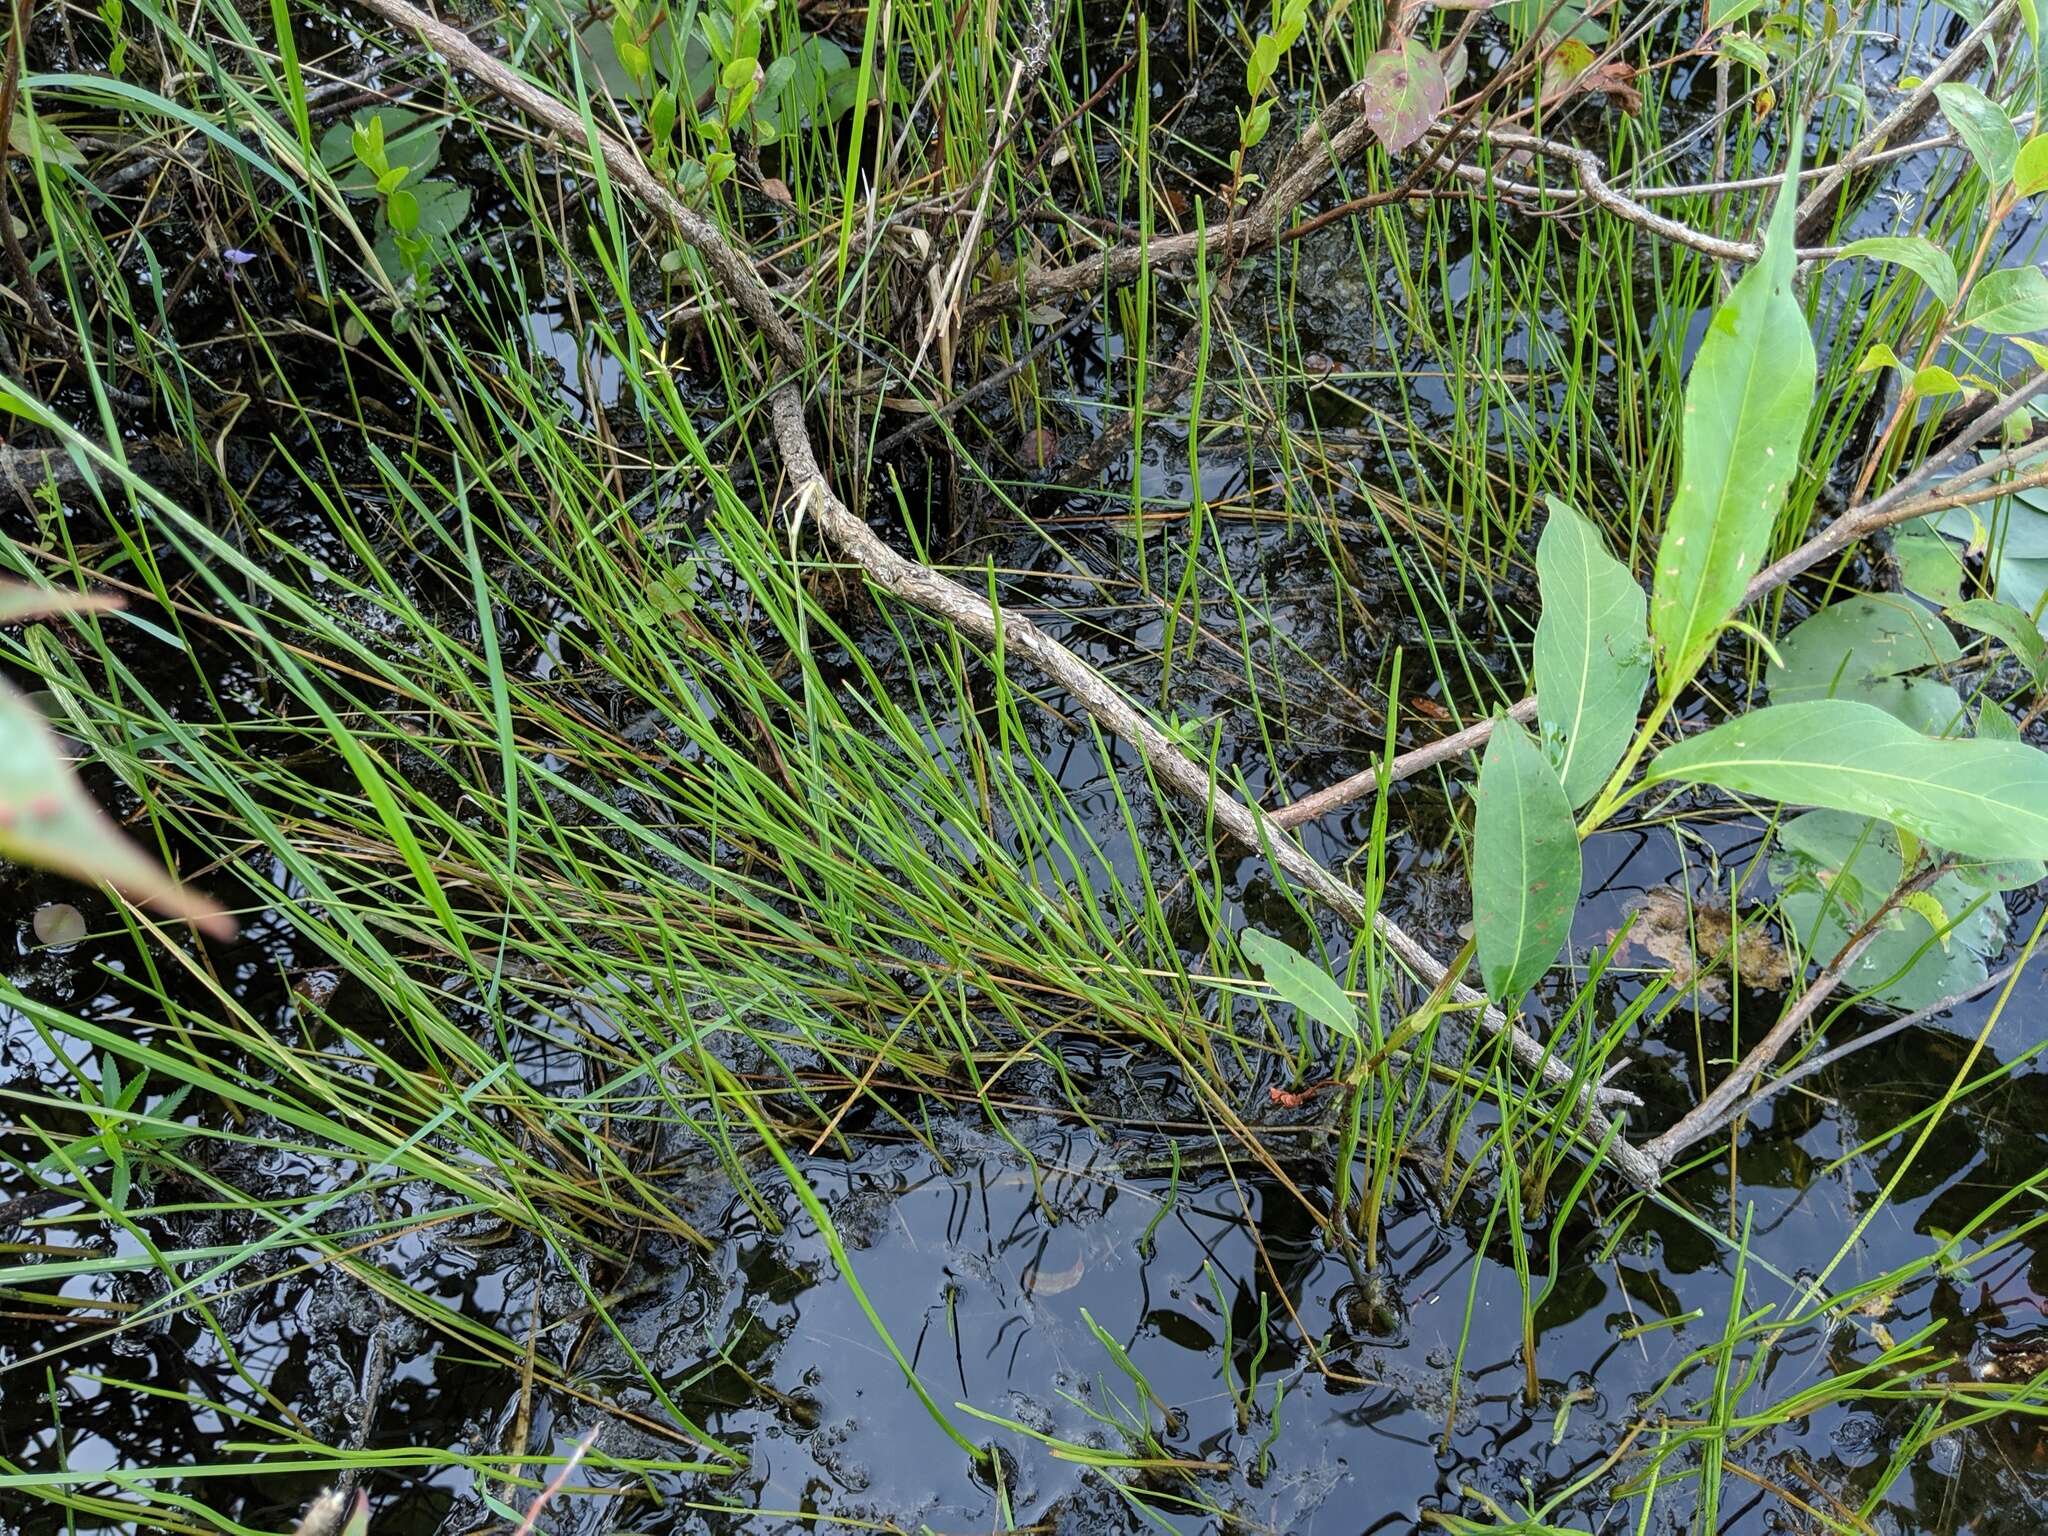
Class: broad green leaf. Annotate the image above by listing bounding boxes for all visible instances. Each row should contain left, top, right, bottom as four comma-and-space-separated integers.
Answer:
1893, 525, 1968, 606
1650, 131, 1814, 692
1503, 0, 1607, 43
1359, 40, 1447, 154
408, 180, 472, 241
756, 36, 856, 137
1959, 264, 2048, 334
1857, 341, 1904, 373
1936, 82, 2019, 188
1768, 589, 1969, 731
1644, 698, 2048, 859
1949, 596, 2048, 682
1533, 497, 1650, 807
1767, 593, 1962, 726
6, 111, 85, 167
2019, 133, 2048, 195
1927, 497, 2048, 557
1836, 236, 1961, 309
0, 680, 233, 936
1769, 810, 2009, 1013
1913, 364, 1965, 396
1241, 928, 1358, 1041
1977, 700, 2023, 741
1474, 716, 1582, 1011
1719, 33, 1770, 74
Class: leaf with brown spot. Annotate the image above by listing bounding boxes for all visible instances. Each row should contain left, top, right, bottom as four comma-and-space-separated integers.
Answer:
1360, 41, 1448, 155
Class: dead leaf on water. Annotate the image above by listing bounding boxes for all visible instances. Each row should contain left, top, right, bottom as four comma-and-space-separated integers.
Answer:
1617, 885, 1793, 999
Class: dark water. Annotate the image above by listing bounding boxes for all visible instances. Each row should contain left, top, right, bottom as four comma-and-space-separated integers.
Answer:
5, 3, 2048, 1533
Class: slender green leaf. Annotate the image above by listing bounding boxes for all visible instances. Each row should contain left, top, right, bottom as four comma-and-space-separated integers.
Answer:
1241, 928, 1358, 1041
1836, 236, 1961, 309
1474, 716, 1582, 1011
1645, 699, 2048, 858
1707, 0, 1767, 27
1649, 132, 1814, 692
1937, 81, 2019, 188
1534, 496, 1650, 806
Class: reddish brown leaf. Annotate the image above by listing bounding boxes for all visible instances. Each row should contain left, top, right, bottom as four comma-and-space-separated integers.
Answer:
1360, 41, 1448, 155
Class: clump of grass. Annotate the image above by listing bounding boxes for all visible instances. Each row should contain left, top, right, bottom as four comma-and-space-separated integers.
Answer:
1, 0, 2046, 1529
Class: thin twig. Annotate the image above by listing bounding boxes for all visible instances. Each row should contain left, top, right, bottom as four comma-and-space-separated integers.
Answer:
1643, 864, 1951, 1168
872, 311, 1089, 459
911, 0, 1052, 380
1793, 0, 2017, 245
1669, 958, 2027, 1154
1273, 697, 1540, 828
358, 0, 1661, 1188
1283, 366, 2048, 826
1447, 126, 1841, 263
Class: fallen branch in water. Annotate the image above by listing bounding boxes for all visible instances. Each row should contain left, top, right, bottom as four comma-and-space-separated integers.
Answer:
1677, 957, 2027, 1149
355, 0, 1660, 1190
1440, 126, 1842, 263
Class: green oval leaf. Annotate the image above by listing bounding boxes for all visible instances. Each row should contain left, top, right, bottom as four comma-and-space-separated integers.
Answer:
2018, 132, 2048, 196
408, 180, 472, 241
1893, 524, 1968, 606
318, 108, 444, 195
1534, 496, 1650, 807
385, 186, 420, 235
1644, 698, 2048, 859
1474, 716, 1582, 1012
1936, 81, 2019, 189
1836, 236, 1961, 309
1959, 264, 2048, 334
1240, 928, 1358, 1041
1650, 130, 1815, 693
1767, 593, 1965, 734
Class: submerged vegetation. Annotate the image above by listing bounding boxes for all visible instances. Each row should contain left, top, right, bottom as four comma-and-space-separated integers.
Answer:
3, 0, 2048, 1528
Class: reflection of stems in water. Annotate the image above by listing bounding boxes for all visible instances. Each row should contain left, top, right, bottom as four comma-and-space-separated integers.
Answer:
1256, 1377, 1286, 1480
1206, 1261, 1245, 1429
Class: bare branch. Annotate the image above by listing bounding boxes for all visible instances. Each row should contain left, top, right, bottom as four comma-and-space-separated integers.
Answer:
355, 0, 1661, 1189
1643, 864, 1951, 1169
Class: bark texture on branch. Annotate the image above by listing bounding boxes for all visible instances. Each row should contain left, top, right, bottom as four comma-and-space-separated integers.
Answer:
353, 0, 1660, 1188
